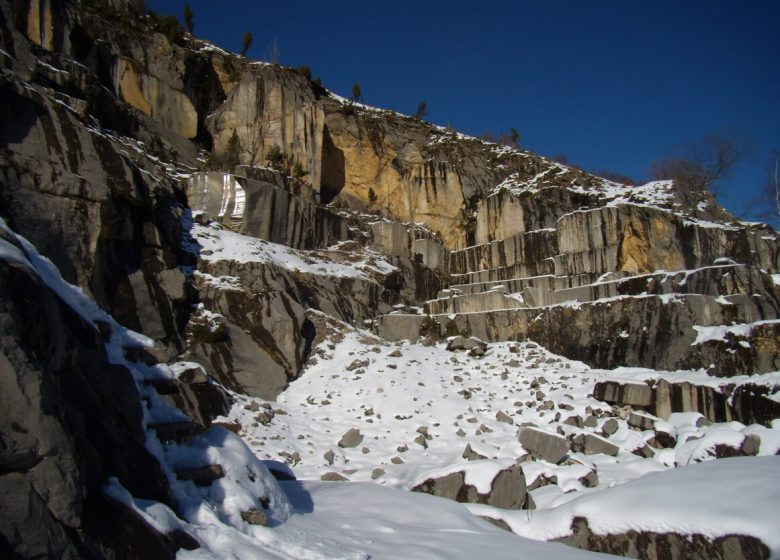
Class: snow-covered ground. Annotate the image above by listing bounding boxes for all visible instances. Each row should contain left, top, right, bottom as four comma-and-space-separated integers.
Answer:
223, 314, 780, 556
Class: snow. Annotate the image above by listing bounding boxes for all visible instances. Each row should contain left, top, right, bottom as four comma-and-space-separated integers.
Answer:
187, 221, 397, 280
270, 481, 606, 560
474, 457, 780, 552
692, 320, 780, 345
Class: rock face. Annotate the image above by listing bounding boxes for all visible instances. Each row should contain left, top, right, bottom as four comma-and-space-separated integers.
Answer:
594, 380, 780, 427
0, 240, 175, 558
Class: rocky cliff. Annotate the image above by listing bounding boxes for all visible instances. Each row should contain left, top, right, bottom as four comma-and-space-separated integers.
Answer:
1, 1, 779, 559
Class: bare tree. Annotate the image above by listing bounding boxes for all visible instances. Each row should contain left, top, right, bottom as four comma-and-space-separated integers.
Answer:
649, 130, 753, 194
266, 38, 281, 64
773, 153, 780, 223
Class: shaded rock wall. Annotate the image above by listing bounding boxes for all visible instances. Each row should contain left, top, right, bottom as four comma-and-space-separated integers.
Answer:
0, 242, 174, 558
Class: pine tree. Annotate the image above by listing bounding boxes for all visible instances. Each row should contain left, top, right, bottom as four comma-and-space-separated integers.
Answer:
414, 101, 428, 120
241, 32, 253, 56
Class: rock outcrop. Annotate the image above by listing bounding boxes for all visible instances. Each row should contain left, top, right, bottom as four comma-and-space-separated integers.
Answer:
0, 234, 176, 558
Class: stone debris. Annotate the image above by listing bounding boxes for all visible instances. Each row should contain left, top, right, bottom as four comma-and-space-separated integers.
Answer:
517, 427, 570, 464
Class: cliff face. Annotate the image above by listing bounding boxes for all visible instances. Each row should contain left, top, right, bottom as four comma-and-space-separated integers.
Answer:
1, 1, 780, 558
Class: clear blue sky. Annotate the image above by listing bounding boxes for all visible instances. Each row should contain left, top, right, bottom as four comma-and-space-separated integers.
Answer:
149, 0, 779, 226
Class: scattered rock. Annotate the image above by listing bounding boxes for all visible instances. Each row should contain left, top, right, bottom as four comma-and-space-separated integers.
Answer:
320, 472, 348, 481
414, 434, 428, 448
601, 418, 619, 436
496, 410, 514, 425
371, 468, 386, 479
517, 427, 570, 464
391, 456, 405, 464
323, 450, 335, 465
650, 430, 676, 449
176, 465, 225, 486
338, 428, 362, 448
579, 470, 599, 488
627, 411, 656, 431
741, 434, 761, 456
412, 464, 531, 510
463, 443, 488, 461
241, 509, 268, 526
346, 359, 370, 371
178, 365, 209, 384
573, 433, 620, 457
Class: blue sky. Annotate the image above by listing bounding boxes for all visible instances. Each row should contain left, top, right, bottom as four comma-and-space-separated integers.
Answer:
149, 0, 779, 226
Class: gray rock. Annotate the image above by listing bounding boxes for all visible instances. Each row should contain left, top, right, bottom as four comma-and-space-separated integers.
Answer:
462, 444, 488, 461
320, 472, 348, 481
241, 509, 268, 526
741, 434, 761, 456
594, 381, 653, 407
627, 411, 656, 431
338, 428, 362, 448
496, 410, 514, 425
411, 463, 530, 510
176, 465, 225, 486
517, 427, 570, 464
579, 470, 599, 488
576, 434, 620, 457
601, 418, 620, 436
371, 468, 386, 480
346, 359, 370, 371
323, 450, 335, 465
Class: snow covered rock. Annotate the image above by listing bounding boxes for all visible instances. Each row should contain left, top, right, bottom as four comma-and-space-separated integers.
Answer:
412, 462, 531, 510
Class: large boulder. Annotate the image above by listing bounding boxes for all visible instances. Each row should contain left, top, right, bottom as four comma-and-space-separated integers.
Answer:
517, 427, 570, 464
412, 463, 531, 510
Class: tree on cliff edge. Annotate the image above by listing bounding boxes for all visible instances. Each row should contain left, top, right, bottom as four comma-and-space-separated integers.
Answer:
649, 130, 753, 194
183, 4, 194, 33
242, 32, 253, 56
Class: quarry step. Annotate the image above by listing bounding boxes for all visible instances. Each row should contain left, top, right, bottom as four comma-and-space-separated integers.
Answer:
375, 294, 778, 374
175, 464, 225, 486
430, 264, 778, 315
450, 229, 559, 276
